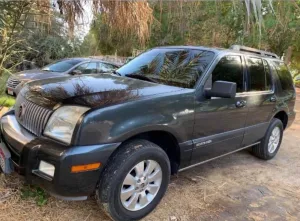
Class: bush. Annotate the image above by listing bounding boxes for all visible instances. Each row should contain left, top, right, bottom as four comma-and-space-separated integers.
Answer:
0, 71, 10, 96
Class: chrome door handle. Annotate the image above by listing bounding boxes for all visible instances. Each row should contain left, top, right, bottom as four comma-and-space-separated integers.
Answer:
236, 100, 246, 108
270, 96, 277, 102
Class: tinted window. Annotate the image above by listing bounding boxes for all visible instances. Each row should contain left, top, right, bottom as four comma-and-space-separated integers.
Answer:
211, 56, 244, 92
117, 48, 215, 88
263, 60, 272, 91
42, 59, 83, 72
273, 61, 294, 91
247, 57, 271, 91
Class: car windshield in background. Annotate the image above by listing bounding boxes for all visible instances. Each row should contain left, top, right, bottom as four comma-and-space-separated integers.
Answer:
117, 48, 215, 88
42, 59, 84, 72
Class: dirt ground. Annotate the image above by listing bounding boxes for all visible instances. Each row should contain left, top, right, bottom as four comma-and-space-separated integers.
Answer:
0, 89, 299, 221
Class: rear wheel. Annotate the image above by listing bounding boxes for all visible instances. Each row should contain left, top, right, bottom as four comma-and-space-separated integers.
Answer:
96, 139, 170, 221
252, 118, 283, 160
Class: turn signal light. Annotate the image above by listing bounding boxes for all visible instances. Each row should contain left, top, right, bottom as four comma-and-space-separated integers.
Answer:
71, 163, 101, 173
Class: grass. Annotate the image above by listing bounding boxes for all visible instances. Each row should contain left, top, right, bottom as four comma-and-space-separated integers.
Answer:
0, 71, 15, 107
21, 185, 49, 206
0, 96, 15, 107
0, 174, 109, 221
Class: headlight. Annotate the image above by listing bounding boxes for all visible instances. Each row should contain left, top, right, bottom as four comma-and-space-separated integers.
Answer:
44, 106, 90, 144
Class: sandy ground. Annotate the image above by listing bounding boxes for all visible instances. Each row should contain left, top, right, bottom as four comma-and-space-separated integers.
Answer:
0, 89, 299, 221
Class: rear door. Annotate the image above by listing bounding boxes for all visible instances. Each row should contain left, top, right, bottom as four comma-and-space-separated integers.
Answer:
240, 56, 277, 146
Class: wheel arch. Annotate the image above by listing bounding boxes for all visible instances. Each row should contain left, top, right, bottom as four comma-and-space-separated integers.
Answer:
272, 110, 288, 129
109, 130, 181, 175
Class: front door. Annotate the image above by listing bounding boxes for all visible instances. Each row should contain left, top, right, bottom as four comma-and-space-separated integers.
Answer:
191, 55, 248, 164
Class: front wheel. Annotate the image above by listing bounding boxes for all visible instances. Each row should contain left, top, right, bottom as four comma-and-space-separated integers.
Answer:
96, 139, 170, 221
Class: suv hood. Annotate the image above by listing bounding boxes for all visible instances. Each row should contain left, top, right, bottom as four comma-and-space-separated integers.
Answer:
21, 74, 183, 109
13, 69, 67, 81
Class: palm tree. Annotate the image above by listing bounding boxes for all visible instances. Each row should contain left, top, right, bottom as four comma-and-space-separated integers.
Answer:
57, 0, 153, 44
56, 0, 268, 45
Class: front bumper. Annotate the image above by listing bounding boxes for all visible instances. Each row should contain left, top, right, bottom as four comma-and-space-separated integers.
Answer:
0, 112, 120, 200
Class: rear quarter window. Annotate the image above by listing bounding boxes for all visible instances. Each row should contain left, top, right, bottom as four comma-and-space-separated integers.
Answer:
272, 61, 294, 91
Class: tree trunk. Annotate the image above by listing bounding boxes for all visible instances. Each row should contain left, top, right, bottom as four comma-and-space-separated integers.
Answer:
284, 46, 292, 65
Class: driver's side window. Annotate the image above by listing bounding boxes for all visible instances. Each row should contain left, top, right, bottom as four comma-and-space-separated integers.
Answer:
206, 55, 244, 93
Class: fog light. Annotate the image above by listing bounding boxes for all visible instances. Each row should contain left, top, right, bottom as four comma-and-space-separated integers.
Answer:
39, 161, 55, 177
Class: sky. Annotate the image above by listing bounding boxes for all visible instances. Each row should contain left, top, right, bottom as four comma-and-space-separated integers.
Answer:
52, 0, 93, 41
75, 1, 93, 40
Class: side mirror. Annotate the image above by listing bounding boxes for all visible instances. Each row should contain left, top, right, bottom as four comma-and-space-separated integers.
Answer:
71, 70, 82, 75
205, 81, 236, 98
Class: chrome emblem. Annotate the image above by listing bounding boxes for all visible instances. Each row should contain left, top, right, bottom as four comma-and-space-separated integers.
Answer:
18, 103, 26, 119
196, 140, 212, 147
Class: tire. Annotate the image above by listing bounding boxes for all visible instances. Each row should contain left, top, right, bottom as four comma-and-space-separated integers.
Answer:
252, 118, 283, 160
96, 139, 170, 221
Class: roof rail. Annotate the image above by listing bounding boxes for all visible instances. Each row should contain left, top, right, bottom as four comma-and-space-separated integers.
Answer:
230, 45, 279, 59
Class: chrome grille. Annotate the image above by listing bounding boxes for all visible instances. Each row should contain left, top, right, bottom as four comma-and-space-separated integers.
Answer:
6, 77, 21, 89
15, 95, 53, 136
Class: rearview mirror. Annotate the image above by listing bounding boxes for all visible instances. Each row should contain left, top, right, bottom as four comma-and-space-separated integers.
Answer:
71, 70, 82, 75
205, 81, 236, 98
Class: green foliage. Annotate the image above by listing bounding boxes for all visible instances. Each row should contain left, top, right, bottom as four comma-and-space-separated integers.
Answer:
0, 71, 10, 96
0, 1, 82, 76
21, 185, 49, 206
85, 14, 139, 56
0, 70, 14, 108
79, 32, 98, 56
1, 0, 300, 74
0, 96, 15, 107
0, 0, 33, 75
25, 32, 81, 67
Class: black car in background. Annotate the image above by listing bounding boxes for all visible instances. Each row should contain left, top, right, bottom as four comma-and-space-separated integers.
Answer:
0, 45, 296, 221
6, 57, 120, 96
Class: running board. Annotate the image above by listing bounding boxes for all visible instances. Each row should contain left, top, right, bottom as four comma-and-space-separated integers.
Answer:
178, 142, 260, 172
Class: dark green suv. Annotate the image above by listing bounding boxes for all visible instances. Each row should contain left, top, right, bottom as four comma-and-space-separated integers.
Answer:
0, 45, 296, 221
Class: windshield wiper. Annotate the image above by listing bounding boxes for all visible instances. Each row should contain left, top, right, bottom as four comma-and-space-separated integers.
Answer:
125, 74, 158, 83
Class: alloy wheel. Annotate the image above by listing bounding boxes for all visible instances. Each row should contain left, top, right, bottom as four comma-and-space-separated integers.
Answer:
120, 160, 162, 211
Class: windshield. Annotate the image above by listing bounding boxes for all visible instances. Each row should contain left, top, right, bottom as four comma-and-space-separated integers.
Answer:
42, 59, 84, 72
117, 48, 215, 88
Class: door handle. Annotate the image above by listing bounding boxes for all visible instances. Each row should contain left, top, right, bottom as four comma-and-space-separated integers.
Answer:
270, 96, 277, 102
236, 100, 246, 108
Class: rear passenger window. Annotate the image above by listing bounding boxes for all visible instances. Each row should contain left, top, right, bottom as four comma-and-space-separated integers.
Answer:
211, 56, 244, 92
273, 61, 294, 91
263, 60, 272, 91
247, 57, 272, 91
